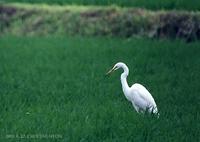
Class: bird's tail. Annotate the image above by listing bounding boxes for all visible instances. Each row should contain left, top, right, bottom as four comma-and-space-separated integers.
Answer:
153, 107, 160, 118
151, 106, 160, 118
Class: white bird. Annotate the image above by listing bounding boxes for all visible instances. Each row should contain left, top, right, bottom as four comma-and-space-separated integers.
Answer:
106, 62, 159, 116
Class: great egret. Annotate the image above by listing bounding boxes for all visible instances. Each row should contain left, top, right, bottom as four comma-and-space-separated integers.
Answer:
106, 62, 159, 115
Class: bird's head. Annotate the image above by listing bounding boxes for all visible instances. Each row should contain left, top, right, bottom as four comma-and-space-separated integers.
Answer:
106, 62, 125, 75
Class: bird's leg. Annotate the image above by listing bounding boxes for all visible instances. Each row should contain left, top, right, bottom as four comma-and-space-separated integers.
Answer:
132, 103, 139, 113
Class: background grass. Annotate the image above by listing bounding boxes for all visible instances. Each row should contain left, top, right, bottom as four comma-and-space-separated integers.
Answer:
0, 36, 199, 141
2, 3, 200, 41
2, 0, 200, 11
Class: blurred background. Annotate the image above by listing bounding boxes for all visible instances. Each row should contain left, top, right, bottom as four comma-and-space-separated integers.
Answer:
0, 0, 200, 142
1, 0, 200, 41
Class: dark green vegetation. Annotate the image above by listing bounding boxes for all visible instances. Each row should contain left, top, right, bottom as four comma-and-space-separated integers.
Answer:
2, 0, 200, 11
1, 4, 200, 41
0, 36, 199, 141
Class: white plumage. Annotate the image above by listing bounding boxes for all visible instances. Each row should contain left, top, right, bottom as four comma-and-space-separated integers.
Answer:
106, 62, 159, 115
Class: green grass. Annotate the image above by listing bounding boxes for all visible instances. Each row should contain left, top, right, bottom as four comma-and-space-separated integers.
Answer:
0, 36, 199, 141
2, 0, 200, 11
5, 3, 104, 12
3, 3, 200, 41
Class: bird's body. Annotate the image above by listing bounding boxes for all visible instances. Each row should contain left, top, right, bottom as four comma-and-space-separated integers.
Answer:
125, 83, 158, 114
106, 62, 159, 115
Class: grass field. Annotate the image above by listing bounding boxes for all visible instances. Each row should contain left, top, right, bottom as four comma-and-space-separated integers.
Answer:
2, 0, 200, 10
0, 36, 200, 141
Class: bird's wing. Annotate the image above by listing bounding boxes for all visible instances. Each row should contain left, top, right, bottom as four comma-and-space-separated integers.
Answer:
131, 83, 157, 107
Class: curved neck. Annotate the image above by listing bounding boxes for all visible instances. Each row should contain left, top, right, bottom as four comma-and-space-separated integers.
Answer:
120, 66, 130, 101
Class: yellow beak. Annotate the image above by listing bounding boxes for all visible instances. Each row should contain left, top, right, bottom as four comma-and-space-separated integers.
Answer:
106, 67, 115, 75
